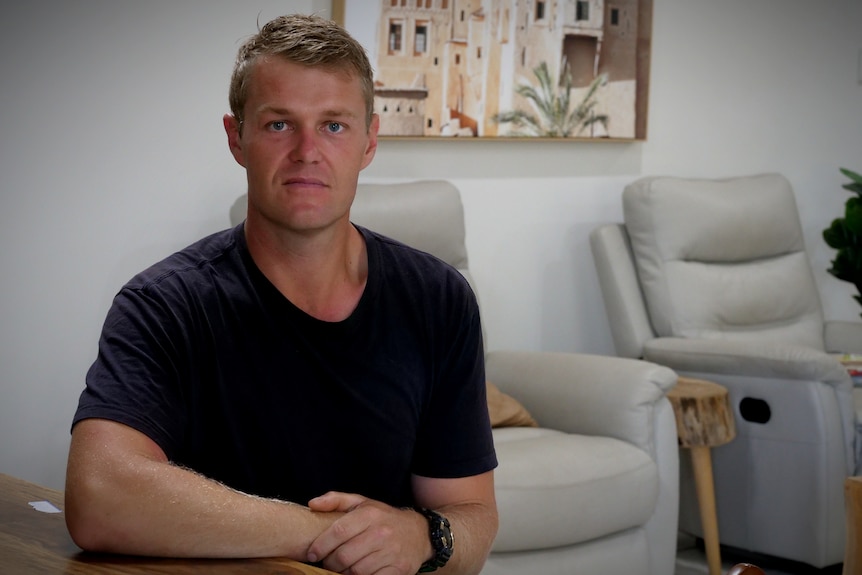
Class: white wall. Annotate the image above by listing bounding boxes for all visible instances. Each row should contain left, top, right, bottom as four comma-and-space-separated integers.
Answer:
1, 0, 860, 490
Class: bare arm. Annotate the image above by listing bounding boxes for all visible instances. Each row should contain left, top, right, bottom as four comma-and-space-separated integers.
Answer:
65, 418, 337, 559
413, 471, 498, 575
307, 471, 498, 575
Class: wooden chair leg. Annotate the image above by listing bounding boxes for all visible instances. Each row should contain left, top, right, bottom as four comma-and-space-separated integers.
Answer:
845, 476, 862, 575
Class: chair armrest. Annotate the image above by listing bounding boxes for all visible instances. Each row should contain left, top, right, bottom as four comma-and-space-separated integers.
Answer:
642, 337, 849, 386
485, 350, 677, 453
824, 320, 862, 354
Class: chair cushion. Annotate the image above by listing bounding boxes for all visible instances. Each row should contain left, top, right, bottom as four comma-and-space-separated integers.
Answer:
491, 427, 658, 552
487, 381, 538, 428
623, 173, 825, 349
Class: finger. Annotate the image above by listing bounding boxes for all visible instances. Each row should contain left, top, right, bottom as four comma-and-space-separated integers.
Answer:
324, 546, 404, 575
307, 512, 369, 565
315, 507, 419, 575
308, 491, 366, 512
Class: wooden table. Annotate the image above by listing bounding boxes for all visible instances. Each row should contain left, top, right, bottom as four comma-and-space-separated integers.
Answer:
668, 377, 736, 575
0, 473, 334, 574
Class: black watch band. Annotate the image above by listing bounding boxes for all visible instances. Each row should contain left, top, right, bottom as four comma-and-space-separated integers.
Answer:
415, 507, 454, 573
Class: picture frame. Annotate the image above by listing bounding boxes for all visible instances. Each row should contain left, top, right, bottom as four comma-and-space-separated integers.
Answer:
332, 0, 652, 141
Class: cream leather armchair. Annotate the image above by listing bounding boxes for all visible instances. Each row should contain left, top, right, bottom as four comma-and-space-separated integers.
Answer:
348, 180, 680, 575
590, 173, 862, 569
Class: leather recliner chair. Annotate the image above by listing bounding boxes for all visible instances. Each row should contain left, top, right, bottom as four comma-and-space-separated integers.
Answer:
590, 172, 862, 568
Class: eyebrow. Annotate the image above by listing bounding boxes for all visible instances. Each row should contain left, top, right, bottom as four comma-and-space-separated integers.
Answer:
255, 105, 359, 119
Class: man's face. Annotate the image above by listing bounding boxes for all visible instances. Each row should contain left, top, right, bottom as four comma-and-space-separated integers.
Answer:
224, 57, 378, 235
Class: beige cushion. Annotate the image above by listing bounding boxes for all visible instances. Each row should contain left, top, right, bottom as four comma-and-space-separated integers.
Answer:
491, 427, 658, 552
487, 381, 538, 428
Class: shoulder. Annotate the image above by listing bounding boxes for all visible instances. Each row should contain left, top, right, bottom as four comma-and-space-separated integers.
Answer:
112, 226, 250, 317
103, 226, 251, 334
359, 226, 478, 317
361, 226, 469, 286
124, 225, 244, 294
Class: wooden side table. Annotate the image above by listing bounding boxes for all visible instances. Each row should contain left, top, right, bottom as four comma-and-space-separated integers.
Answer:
668, 376, 737, 575
845, 476, 862, 575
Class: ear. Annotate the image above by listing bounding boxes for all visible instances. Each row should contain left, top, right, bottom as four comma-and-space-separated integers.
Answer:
359, 114, 380, 171
223, 114, 246, 168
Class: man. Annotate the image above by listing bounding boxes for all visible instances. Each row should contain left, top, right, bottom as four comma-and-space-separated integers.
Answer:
65, 13, 498, 575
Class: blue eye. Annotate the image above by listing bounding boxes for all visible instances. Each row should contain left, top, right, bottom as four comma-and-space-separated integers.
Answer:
326, 122, 344, 134
269, 121, 288, 132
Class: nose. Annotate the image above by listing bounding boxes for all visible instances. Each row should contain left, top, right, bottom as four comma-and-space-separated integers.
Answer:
287, 126, 321, 164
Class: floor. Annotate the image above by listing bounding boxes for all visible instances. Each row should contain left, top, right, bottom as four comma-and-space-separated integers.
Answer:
674, 533, 844, 575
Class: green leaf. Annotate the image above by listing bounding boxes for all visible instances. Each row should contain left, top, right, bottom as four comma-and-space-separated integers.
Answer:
828, 250, 857, 282
840, 167, 862, 183
841, 167, 862, 196
826, 168, 862, 316
823, 218, 848, 248
846, 197, 862, 235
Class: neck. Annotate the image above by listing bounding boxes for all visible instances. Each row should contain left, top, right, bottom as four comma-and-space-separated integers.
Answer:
244, 216, 368, 322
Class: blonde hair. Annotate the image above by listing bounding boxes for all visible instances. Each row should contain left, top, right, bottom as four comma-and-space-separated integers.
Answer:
228, 14, 374, 129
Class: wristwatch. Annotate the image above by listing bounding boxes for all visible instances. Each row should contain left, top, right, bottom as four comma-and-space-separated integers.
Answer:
415, 507, 454, 573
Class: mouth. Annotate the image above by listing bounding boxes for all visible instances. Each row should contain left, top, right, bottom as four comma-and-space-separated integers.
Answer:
283, 177, 327, 188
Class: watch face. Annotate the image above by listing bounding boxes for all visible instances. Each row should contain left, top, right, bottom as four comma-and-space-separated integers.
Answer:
440, 529, 452, 549
432, 514, 453, 559
418, 507, 454, 571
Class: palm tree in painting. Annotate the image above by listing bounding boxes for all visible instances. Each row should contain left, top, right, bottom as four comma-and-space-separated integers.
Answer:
493, 59, 609, 138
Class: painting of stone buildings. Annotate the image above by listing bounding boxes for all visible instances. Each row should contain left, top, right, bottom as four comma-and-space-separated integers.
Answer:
338, 0, 652, 139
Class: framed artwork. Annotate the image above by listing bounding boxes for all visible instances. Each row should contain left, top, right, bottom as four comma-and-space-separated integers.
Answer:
332, 0, 652, 141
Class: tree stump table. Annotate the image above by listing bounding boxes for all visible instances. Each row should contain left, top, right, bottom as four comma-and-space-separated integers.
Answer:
668, 376, 737, 575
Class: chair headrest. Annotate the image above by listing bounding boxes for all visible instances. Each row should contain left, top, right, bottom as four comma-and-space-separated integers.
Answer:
623, 173, 803, 263
351, 180, 469, 270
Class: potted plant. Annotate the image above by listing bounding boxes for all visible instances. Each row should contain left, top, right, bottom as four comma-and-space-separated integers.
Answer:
823, 167, 862, 317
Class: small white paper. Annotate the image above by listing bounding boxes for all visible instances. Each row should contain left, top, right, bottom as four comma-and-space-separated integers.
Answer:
29, 500, 61, 513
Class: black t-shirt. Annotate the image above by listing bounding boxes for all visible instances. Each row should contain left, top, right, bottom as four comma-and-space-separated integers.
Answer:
73, 223, 496, 507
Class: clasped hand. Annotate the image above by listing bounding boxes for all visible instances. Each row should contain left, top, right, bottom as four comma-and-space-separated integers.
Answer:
306, 492, 430, 575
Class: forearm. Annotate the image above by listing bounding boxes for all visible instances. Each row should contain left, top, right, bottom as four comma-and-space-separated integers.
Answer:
436, 501, 498, 575
65, 420, 336, 559
409, 471, 498, 575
